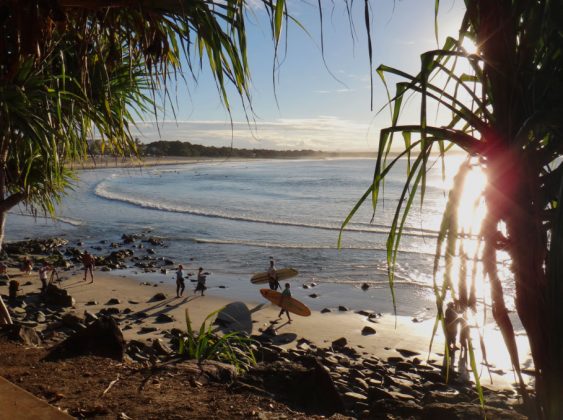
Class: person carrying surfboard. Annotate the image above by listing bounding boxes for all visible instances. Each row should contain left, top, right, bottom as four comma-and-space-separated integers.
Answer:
278, 283, 292, 323
267, 258, 280, 291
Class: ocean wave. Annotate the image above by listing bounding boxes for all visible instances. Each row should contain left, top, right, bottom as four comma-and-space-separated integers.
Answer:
190, 237, 436, 256
9, 212, 83, 227
95, 181, 443, 239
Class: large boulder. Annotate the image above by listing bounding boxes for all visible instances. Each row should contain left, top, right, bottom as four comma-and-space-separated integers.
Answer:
46, 316, 125, 360
45, 284, 75, 307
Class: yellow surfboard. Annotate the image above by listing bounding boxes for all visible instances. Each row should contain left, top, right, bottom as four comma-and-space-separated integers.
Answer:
250, 267, 298, 284
260, 288, 311, 317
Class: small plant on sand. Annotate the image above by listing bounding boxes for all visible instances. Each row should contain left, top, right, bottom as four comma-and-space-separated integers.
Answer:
177, 309, 256, 372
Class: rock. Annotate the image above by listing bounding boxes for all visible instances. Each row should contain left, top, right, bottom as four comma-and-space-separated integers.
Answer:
332, 337, 348, 349
128, 300, 139, 305
149, 292, 167, 302
133, 311, 149, 319
0, 325, 41, 346
320, 308, 331, 314
309, 293, 319, 298
35, 311, 46, 323
61, 313, 85, 328
99, 307, 120, 316
338, 305, 349, 312
361, 282, 370, 291
44, 284, 75, 307
152, 338, 172, 355
106, 298, 120, 305
361, 326, 376, 335
412, 317, 422, 323
155, 313, 174, 323
84, 311, 99, 323
344, 391, 368, 401
122, 308, 132, 314
47, 317, 125, 360
147, 237, 164, 246
302, 284, 309, 289
86, 300, 98, 306
356, 310, 371, 316
387, 356, 404, 364
396, 348, 420, 357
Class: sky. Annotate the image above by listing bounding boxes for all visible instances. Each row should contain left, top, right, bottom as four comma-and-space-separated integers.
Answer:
132, 0, 467, 152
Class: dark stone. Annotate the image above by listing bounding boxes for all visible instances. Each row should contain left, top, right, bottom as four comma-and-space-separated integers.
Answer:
47, 317, 125, 360
155, 313, 174, 323
106, 298, 120, 305
61, 313, 84, 328
99, 307, 120, 316
309, 293, 319, 298
85, 300, 98, 306
338, 306, 349, 312
361, 282, 370, 291
152, 338, 172, 355
149, 292, 167, 302
320, 308, 331, 314
0, 325, 41, 346
361, 326, 376, 335
332, 337, 348, 349
45, 284, 75, 307
396, 348, 420, 357
84, 311, 99, 323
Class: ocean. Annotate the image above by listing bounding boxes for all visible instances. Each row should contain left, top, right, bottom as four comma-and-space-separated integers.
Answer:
6, 157, 514, 319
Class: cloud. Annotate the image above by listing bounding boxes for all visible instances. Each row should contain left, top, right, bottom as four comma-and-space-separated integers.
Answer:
130, 117, 374, 151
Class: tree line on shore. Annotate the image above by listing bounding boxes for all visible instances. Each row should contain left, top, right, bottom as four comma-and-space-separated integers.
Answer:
87, 139, 369, 159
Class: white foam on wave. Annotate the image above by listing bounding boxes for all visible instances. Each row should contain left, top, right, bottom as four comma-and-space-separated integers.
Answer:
191, 237, 436, 256
8, 212, 83, 227
94, 180, 442, 239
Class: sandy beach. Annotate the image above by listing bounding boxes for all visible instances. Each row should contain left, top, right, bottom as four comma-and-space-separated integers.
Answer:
5, 266, 532, 391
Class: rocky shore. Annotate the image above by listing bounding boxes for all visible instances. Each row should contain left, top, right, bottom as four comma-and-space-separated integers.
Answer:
0, 236, 530, 418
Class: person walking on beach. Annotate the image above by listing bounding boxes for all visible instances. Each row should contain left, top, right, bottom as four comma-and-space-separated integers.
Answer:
176, 264, 185, 297
267, 257, 280, 291
278, 283, 292, 323
82, 251, 95, 283
195, 267, 207, 296
21, 257, 33, 275
38, 262, 51, 294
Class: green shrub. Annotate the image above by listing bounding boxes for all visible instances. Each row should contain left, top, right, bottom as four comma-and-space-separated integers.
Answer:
177, 308, 256, 372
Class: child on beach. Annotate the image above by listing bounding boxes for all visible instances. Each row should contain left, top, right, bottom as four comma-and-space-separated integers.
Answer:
176, 264, 185, 297
195, 267, 207, 296
82, 251, 95, 283
267, 257, 280, 291
38, 262, 51, 294
278, 283, 292, 323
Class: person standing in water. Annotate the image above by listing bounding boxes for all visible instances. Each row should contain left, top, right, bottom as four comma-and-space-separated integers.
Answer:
195, 267, 207, 296
278, 283, 292, 323
267, 257, 280, 291
176, 264, 185, 297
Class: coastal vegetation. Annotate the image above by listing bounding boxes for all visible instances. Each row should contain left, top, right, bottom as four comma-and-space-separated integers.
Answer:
86, 139, 369, 160
178, 309, 256, 373
342, 1, 563, 418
